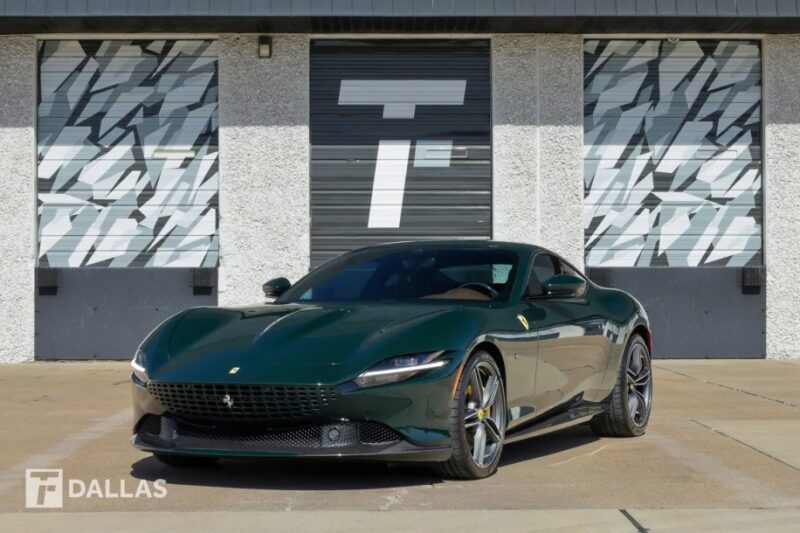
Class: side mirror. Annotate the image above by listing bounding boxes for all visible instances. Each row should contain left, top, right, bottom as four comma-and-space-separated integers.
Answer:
541, 274, 586, 298
262, 277, 291, 298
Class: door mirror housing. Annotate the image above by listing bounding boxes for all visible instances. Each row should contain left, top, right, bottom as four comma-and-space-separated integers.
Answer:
541, 274, 586, 298
262, 277, 291, 298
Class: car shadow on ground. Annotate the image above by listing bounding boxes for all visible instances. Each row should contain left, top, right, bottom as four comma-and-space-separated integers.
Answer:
500, 424, 600, 467
130, 425, 600, 490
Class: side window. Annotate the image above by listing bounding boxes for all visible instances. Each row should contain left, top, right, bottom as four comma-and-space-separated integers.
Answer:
526, 254, 558, 297
552, 257, 588, 298
559, 260, 582, 279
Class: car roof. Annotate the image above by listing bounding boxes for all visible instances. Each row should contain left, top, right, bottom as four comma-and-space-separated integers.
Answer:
349, 240, 546, 256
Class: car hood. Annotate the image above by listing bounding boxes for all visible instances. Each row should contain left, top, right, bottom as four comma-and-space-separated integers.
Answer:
147, 302, 487, 385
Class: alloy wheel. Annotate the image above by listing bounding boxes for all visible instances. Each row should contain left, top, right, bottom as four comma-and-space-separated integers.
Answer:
463, 361, 506, 468
626, 342, 652, 427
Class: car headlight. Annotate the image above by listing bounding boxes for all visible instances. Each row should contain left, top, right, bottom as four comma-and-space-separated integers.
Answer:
354, 351, 447, 388
131, 348, 146, 374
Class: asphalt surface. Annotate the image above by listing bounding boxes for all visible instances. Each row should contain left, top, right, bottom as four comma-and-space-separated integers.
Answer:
1, 360, 799, 531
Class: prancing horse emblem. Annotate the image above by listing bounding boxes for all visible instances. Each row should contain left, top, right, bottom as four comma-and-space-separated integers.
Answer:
221, 394, 234, 409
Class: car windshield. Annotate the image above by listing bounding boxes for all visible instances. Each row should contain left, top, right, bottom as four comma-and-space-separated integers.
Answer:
278, 247, 520, 303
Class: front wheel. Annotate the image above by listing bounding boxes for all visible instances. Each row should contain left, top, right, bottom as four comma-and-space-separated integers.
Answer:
436, 350, 507, 479
591, 334, 653, 437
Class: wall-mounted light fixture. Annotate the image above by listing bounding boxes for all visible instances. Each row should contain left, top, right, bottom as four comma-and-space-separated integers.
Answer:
258, 36, 272, 58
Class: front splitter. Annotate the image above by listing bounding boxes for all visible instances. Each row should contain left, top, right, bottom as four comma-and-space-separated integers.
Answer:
132, 433, 452, 463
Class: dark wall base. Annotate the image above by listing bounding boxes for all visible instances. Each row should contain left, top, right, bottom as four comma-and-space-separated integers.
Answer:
588, 267, 766, 359
35, 269, 217, 360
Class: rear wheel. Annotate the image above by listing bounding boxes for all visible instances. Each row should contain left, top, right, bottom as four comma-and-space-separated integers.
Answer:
153, 453, 219, 468
591, 334, 653, 437
436, 350, 507, 479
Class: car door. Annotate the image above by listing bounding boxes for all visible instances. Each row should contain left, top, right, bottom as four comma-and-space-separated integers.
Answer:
525, 253, 612, 416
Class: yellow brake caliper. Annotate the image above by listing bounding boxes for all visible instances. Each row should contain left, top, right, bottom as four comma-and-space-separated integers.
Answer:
467, 383, 491, 420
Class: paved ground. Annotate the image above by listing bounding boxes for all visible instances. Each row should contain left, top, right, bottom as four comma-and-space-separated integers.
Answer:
0, 360, 799, 531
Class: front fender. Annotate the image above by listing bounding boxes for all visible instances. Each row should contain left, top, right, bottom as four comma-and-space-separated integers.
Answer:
597, 307, 651, 400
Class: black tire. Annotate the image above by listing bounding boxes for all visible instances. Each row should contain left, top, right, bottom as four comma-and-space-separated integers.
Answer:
436, 350, 507, 480
153, 453, 219, 467
591, 334, 653, 437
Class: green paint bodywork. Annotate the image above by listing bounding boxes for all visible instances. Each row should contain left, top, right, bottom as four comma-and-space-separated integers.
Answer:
132, 241, 650, 455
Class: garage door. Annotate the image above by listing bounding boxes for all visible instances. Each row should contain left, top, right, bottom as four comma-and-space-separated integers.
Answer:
37, 39, 219, 268
36, 40, 219, 358
583, 40, 765, 358
310, 40, 491, 267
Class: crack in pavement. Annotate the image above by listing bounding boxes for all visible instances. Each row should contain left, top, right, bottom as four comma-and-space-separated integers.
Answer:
690, 419, 800, 474
620, 509, 649, 532
647, 431, 800, 508
654, 365, 799, 409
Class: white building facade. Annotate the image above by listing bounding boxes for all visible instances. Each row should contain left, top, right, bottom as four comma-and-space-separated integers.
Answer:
0, 2, 797, 360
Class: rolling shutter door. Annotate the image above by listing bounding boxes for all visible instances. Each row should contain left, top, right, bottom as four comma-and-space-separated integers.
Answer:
583, 40, 765, 358
310, 40, 491, 267
37, 39, 219, 268
584, 40, 763, 268
35, 39, 219, 359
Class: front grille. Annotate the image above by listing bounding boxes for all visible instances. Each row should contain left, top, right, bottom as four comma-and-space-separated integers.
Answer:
358, 422, 404, 445
175, 421, 402, 450
147, 382, 338, 422
138, 416, 403, 451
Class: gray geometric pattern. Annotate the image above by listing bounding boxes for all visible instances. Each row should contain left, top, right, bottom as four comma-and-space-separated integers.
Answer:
584, 40, 763, 267
37, 40, 219, 267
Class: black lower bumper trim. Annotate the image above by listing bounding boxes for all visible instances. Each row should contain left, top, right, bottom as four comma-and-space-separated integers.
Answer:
132, 416, 451, 463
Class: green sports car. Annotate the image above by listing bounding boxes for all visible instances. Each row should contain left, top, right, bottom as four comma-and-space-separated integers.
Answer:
131, 241, 652, 479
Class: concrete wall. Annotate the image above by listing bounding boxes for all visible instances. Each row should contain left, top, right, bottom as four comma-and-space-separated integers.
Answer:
492, 35, 539, 247
218, 35, 310, 306
492, 34, 584, 268
764, 35, 800, 359
0, 36, 35, 363
536, 35, 584, 269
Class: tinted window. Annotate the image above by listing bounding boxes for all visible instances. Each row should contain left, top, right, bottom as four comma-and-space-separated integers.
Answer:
527, 254, 557, 296
280, 247, 519, 303
527, 253, 586, 298
559, 260, 583, 279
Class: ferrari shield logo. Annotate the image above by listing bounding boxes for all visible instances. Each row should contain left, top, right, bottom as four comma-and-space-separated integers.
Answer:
228, 367, 240, 375
517, 315, 530, 331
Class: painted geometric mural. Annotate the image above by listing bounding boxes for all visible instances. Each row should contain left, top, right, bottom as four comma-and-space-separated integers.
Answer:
583, 40, 763, 267
37, 40, 219, 267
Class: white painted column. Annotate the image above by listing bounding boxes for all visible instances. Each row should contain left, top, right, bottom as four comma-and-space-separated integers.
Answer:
536, 35, 585, 269
0, 36, 36, 363
492, 35, 539, 246
764, 35, 800, 359
492, 35, 584, 268
218, 35, 310, 306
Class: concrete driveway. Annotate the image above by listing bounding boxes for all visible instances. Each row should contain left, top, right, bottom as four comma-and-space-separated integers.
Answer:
1, 360, 799, 531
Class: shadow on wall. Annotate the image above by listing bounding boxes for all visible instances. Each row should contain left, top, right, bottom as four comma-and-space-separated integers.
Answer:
219, 35, 309, 128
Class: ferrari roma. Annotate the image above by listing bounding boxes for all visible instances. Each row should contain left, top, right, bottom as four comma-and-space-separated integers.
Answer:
131, 241, 652, 479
